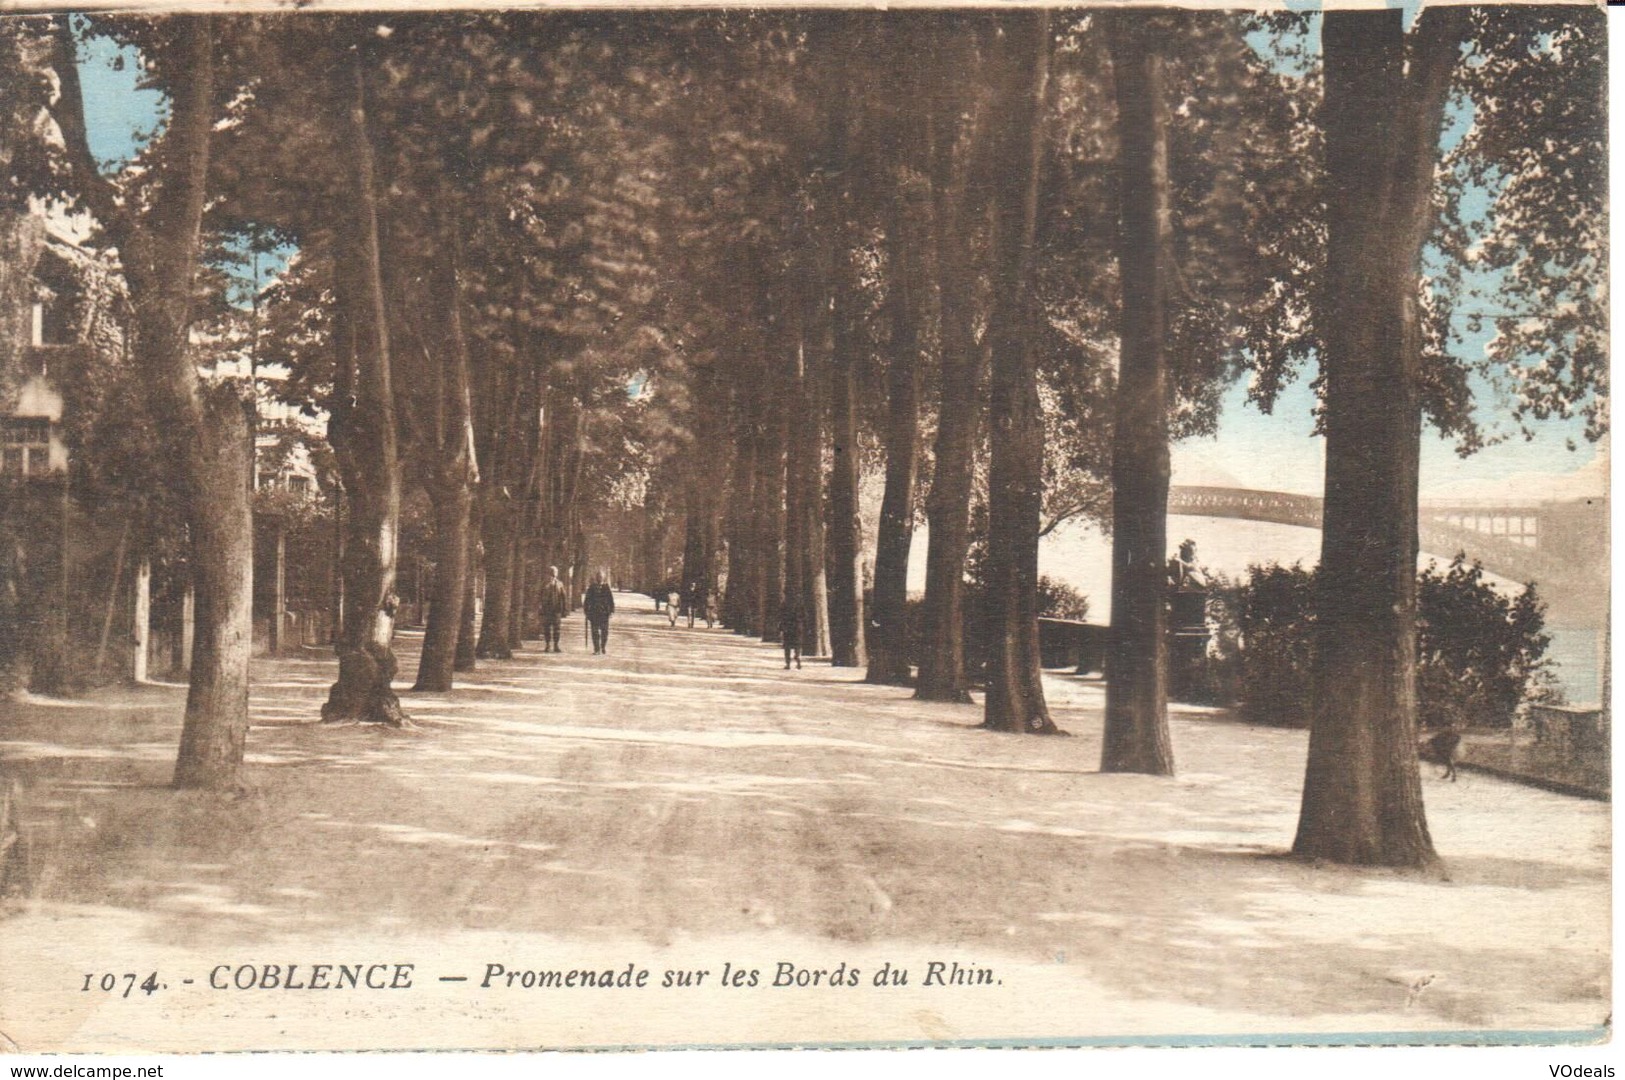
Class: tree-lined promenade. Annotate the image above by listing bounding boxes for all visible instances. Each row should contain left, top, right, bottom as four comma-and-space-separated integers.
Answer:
0, 6, 1606, 871
0, 606, 1609, 1049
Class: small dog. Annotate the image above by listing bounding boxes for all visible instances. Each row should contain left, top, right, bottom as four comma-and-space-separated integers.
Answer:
1419, 729, 1462, 782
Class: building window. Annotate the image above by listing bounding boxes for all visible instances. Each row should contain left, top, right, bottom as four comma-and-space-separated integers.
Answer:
40, 295, 75, 345
3, 417, 51, 445
2, 416, 52, 477
33, 266, 79, 348
288, 475, 312, 496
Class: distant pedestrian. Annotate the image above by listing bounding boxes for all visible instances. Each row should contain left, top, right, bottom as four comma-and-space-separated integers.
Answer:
585, 571, 616, 654
687, 582, 711, 629
538, 565, 569, 653
778, 602, 802, 670
666, 590, 680, 627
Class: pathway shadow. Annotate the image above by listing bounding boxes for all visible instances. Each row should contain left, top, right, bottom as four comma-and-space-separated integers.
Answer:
1, 594, 1609, 1036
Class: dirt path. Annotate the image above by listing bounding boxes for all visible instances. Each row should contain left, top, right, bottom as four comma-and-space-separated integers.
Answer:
0, 594, 1609, 1050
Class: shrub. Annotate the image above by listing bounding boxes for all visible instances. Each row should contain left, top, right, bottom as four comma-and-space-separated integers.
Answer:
1234, 563, 1317, 727
1214, 558, 1554, 730
1036, 574, 1090, 621
900, 591, 986, 684
902, 564, 1089, 686
1190, 570, 1242, 706
1416, 555, 1557, 730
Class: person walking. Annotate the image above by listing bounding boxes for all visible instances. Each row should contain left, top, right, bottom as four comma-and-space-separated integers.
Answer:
584, 570, 616, 655
778, 600, 802, 670
687, 581, 710, 630
538, 565, 569, 653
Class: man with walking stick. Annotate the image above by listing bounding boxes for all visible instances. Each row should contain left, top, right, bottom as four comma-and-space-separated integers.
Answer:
539, 565, 568, 653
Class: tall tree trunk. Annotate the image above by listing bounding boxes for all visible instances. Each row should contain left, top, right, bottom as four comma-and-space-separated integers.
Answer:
756, 349, 788, 644
0, 504, 29, 700
915, 23, 991, 704
417, 477, 473, 689
866, 263, 924, 684
544, 389, 585, 615
413, 219, 478, 692
328, 491, 343, 645
781, 312, 808, 645
571, 527, 589, 608
779, 332, 828, 656
321, 57, 406, 727
521, 537, 544, 638
179, 579, 195, 674
475, 494, 515, 659
680, 491, 710, 616
641, 498, 668, 595
824, 77, 866, 666
867, 484, 920, 671
174, 388, 255, 780
800, 335, 831, 660
537, 385, 563, 572
509, 534, 530, 645
95, 22, 250, 780
510, 384, 541, 646
980, 10, 1055, 735
265, 521, 284, 656
132, 554, 150, 682
1293, 9, 1461, 869
1101, 17, 1174, 771
526, 384, 560, 629
474, 368, 519, 656
721, 378, 759, 633
472, 324, 528, 659
826, 330, 865, 665
866, 70, 931, 686
679, 361, 727, 623
914, 321, 983, 699
52, 18, 251, 785
455, 542, 478, 672
804, 528, 830, 656
0, 484, 65, 698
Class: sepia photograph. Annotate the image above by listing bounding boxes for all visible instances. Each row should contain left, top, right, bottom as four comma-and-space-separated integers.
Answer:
0, 0, 1610, 1061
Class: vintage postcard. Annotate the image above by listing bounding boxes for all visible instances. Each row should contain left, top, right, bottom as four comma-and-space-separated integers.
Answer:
0, 0, 1610, 1063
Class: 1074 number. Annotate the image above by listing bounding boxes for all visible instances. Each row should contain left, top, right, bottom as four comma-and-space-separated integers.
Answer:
81, 972, 162, 997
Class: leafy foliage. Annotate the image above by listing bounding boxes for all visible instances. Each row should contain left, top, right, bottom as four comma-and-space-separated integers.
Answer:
0, 18, 72, 214
1045, 11, 1320, 442
1035, 575, 1090, 622
1227, 562, 1318, 728
1242, 6, 1608, 450
5, 9, 1600, 736
1416, 554, 1557, 729
1211, 559, 1555, 730
1429, 6, 1608, 447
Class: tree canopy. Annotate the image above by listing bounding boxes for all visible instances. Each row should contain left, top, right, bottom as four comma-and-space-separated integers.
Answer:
2, 7, 1604, 870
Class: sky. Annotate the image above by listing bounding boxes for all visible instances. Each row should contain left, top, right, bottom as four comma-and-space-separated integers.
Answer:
77, 31, 162, 168
1210, 4, 1605, 503
73, 17, 1606, 508
1171, 373, 1605, 503
77, 31, 294, 304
